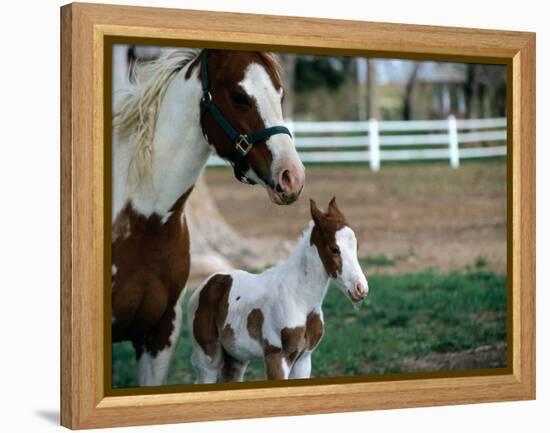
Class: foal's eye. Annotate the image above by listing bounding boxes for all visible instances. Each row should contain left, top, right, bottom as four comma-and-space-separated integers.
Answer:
230, 91, 251, 107
330, 246, 340, 255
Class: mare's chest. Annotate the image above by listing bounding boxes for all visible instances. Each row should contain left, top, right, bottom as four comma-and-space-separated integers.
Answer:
112, 202, 190, 293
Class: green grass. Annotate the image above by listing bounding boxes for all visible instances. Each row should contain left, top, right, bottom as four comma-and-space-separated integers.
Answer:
112, 265, 507, 387
359, 252, 416, 268
360, 255, 396, 267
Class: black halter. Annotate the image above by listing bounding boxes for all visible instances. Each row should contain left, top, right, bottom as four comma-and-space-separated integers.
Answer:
200, 49, 292, 185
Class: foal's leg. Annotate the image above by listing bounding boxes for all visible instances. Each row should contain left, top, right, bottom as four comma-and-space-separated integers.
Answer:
220, 351, 248, 382
263, 345, 290, 380
190, 343, 222, 384
289, 351, 312, 379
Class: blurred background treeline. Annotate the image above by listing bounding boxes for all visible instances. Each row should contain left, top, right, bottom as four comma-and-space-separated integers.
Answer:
120, 46, 507, 122
274, 55, 506, 121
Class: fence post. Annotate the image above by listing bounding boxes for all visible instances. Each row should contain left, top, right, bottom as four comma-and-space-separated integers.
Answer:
448, 114, 459, 168
369, 118, 380, 171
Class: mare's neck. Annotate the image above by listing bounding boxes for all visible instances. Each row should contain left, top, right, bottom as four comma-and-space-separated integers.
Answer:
113, 63, 210, 220
278, 223, 330, 312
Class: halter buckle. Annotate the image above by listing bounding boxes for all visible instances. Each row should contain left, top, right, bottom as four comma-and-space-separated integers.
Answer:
235, 135, 252, 156
202, 91, 212, 103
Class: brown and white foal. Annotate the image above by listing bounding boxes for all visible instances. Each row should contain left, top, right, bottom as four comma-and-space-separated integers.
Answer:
188, 198, 369, 383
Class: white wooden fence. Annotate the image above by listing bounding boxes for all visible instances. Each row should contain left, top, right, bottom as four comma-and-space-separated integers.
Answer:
207, 116, 507, 171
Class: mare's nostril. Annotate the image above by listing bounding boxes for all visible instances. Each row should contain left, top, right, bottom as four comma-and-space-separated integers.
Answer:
275, 165, 305, 200
279, 169, 292, 191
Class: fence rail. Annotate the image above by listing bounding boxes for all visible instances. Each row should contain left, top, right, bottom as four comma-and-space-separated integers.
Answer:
206, 116, 507, 171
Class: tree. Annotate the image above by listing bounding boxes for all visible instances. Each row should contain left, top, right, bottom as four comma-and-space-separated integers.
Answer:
465, 64, 481, 119
356, 58, 367, 121
294, 56, 347, 93
279, 54, 296, 119
366, 59, 379, 119
402, 62, 421, 120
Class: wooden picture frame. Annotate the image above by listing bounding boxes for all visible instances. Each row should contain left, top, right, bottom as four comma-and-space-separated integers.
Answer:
60, 2, 536, 429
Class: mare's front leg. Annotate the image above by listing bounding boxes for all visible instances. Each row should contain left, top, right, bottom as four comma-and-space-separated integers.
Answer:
289, 351, 312, 379
263, 344, 290, 381
136, 290, 185, 386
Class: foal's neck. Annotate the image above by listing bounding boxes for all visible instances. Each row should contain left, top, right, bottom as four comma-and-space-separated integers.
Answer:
113, 63, 211, 220
279, 224, 330, 311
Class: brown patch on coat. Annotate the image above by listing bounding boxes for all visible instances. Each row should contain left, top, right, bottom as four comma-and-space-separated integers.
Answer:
246, 308, 264, 344
198, 49, 284, 183
310, 197, 348, 278
192, 273, 233, 359
263, 341, 286, 380
281, 326, 306, 365
305, 312, 324, 350
221, 324, 236, 353
261, 311, 325, 379
280, 314, 323, 366
112, 187, 193, 357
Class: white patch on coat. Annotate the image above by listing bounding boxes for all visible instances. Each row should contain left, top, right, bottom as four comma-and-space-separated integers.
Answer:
334, 227, 369, 296
281, 357, 291, 379
239, 64, 303, 180
289, 351, 312, 379
113, 61, 210, 221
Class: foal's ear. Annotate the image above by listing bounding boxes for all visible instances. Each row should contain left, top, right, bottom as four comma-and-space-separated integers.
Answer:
328, 196, 341, 216
310, 199, 324, 224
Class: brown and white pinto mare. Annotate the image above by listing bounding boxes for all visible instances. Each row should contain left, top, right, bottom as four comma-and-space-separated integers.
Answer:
188, 198, 369, 383
111, 49, 305, 386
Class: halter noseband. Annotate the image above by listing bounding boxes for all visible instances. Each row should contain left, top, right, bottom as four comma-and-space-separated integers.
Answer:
200, 49, 292, 185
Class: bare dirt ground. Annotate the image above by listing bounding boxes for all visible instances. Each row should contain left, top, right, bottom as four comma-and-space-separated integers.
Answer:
203, 160, 507, 275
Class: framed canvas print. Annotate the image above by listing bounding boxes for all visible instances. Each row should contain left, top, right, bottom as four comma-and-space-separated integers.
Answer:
60, 2, 536, 429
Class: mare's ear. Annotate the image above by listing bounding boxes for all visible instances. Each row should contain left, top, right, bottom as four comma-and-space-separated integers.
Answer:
310, 199, 324, 225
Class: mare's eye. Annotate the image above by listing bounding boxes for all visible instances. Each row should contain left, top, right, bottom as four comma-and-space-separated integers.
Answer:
330, 246, 340, 255
231, 91, 251, 107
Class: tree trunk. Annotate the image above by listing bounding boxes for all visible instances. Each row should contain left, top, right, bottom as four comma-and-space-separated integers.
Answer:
465, 64, 481, 119
402, 62, 421, 120
366, 59, 379, 119
356, 58, 368, 121
279, 54, 296, 119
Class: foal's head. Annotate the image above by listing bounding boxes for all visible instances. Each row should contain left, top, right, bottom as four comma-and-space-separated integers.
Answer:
310, 198, 369, 303
199, 49, 305, 205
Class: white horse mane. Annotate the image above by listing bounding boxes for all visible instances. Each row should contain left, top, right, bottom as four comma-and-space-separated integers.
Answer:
113, 48, 201, 185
